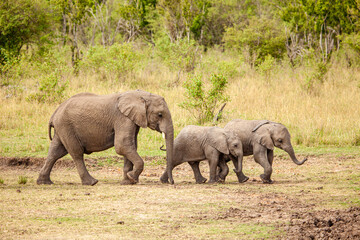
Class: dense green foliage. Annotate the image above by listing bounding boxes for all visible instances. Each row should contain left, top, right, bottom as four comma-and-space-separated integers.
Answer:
1, 0, 359, 70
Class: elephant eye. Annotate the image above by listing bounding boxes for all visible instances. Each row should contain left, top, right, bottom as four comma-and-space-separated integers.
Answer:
158, 112, 163, 118
234, 144, 238, 148
278, 139, 282, 143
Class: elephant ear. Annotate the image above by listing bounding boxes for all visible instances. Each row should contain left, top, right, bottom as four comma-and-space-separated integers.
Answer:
253, 126, 274, 150
117, 90, 149, 128
206, 127, 230, 155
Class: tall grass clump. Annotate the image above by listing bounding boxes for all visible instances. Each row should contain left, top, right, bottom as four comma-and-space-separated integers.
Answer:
18, 176, 28, 184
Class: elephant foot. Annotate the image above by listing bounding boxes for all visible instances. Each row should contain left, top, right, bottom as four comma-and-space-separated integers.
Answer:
120, 179, 136, 185
238, 176, 249, 183
82, 178, 98, 186
217, 178, 225, 183
160, 174, 169, 184
207, 179, 217, 184
260, 174, 273, 184
36, 177, 54, 185
195, 177, 207, 184
126, 172, 139, 184
233, 169, 249, 183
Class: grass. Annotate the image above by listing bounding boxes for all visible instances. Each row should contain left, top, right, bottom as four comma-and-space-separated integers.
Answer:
17, 175, 28, 184
0, 155, 359, 239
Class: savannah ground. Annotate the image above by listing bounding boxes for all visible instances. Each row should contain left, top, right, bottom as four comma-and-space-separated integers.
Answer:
0, 153, 360, 239
1, 52, 360, 238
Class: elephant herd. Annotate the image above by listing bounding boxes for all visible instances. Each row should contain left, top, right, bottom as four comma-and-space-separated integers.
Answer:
37, 90, 307, 186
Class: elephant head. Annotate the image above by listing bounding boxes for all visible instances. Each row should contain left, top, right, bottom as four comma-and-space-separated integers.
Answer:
118, 90, 174, 183
253, 121, 307, 165
206, 127, 243, 172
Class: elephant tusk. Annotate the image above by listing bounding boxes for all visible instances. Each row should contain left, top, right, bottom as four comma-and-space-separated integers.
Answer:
162, 132, 165, 139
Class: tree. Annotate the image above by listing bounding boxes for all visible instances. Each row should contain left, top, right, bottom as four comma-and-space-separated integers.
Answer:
0, 0, 53, 68
279, 0, 360, 64
223, 16, 286, 66
52, 0, 100, 71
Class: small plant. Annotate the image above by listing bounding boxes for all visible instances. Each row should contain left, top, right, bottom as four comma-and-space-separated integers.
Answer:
180, 73, 229, 124
0, 178, 4, 184
18, 176, 28, 184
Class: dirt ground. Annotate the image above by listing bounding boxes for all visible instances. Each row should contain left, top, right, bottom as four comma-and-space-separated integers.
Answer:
0, 154, 359, 239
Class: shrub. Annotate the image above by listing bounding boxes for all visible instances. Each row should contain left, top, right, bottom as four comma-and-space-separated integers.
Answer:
27, 70, 68, 103
155, 37, 201, 73
180, 73, 229, 124
0, 178, 4, 184
256, 55, 276, 83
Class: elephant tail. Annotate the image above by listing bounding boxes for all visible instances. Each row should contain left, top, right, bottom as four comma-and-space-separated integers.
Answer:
159, 145, 166, 151
48, 123, 54, 141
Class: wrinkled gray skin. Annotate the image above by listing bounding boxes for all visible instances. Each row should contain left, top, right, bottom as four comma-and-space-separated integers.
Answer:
192, 119, 307, 184
160, 125, 243, 184
37, 90, 174, 185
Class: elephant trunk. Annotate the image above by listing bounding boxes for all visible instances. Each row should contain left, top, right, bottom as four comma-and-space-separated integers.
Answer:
285, 145, 307, 165
163, 121, 174, 184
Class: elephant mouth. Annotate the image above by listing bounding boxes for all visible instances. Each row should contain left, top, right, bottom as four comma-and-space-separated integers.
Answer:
154, 124, 161, 133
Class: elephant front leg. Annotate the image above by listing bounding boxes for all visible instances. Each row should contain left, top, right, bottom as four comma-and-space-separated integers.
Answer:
231, 155, 249, 183
121, 157, 135, 185
122, 152, 144, 184
188, 161, 207, 183
254, 147, 273, 184
217, 158, 229, 182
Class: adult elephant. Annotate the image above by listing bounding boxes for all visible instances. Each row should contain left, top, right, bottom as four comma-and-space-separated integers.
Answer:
37, 90, 174, 185
160, 125, 243, 184
190, 120, 307, 184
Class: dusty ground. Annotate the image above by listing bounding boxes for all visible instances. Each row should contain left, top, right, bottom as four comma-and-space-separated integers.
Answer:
0, 154, 359, 239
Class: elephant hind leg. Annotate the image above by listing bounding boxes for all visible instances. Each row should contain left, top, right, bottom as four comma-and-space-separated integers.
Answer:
70, 152, 98, 185
37, 135, 68, 185
61, 134, 98, 186
189, 161, 207, 183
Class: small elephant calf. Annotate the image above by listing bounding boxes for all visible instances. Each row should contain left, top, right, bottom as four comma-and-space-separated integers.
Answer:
160, 125, 243, 184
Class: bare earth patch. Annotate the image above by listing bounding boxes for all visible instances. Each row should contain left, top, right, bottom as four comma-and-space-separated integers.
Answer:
0, 154, 359, 239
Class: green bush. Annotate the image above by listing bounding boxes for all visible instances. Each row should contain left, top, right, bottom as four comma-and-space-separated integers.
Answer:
180, 73, 229, 124
0, 178, 4, 184
81, 43, 140, 80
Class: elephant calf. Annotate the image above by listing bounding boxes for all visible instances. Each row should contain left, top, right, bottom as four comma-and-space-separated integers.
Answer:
192, 119, 308, 184
160, 125, 243, 184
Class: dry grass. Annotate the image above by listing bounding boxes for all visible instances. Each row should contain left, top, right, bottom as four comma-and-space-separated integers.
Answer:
1, 48, 360, 156
0, 154, 359, 239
